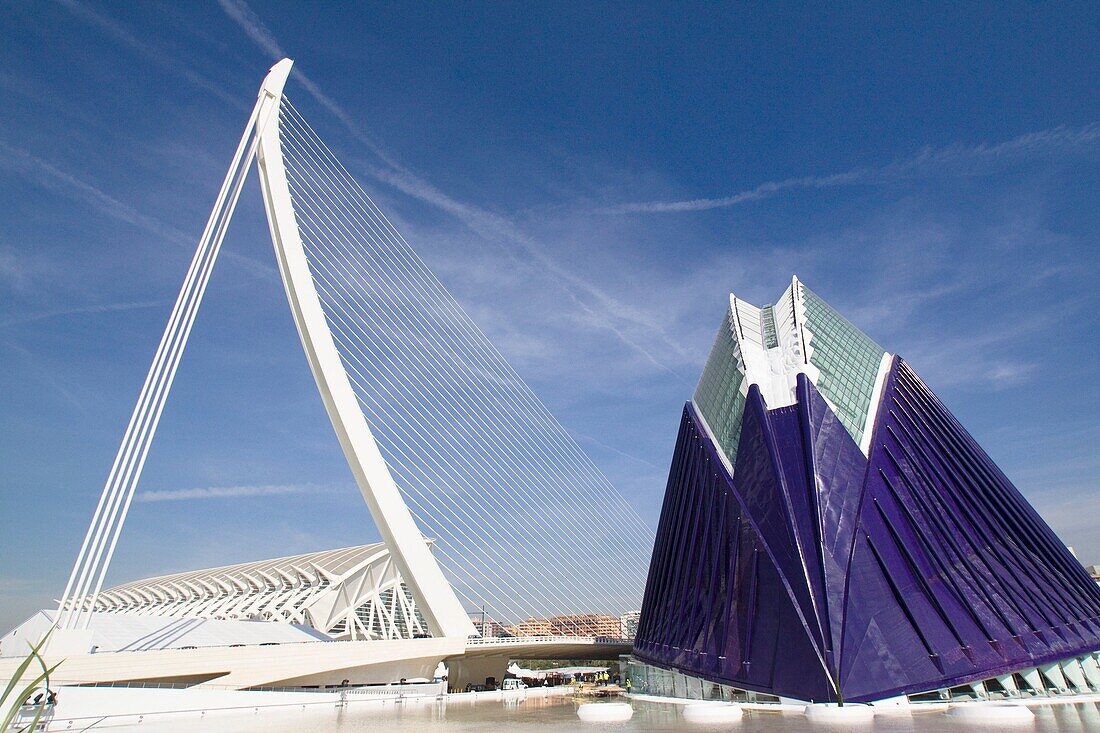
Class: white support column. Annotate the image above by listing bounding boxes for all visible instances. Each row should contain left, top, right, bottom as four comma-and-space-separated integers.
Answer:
1039, 661, 1068, 691
1060, 658, 1088, 691
51, 59, 295, 649
1081, 654, 1100, 690
1021, 667, 1044, 692
254, 80, 474, 640
860, 352, 895, 456
996, 673, 1018, 694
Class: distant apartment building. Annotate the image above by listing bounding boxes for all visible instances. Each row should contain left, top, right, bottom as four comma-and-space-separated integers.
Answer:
509, 617, 554, 636
504, 613, 622, 637
1087, 564, 1100, 585
619, 611, 641, 639
549, 614, 622, 637
469, 612, 511, 638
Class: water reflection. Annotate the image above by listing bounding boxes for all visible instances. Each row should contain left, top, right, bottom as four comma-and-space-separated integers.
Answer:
109, 696, 1100, 733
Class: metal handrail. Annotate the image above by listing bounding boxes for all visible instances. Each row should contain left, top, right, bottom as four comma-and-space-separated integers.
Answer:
465, 635, 631, 646
44, 680, 446, 695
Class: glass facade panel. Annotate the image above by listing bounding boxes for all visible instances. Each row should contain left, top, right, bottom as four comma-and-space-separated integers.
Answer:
692, 285, 886, 468
692, 306, 746, 469
353, 585, 427, 639
624, 658, 777, 703
800, 285, 885, 445
760, 305, 778, 348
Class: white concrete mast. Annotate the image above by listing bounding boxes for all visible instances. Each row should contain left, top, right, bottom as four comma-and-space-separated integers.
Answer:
56, 58, 472, 646
253, 64, 473, 640
54, 60, 294, 643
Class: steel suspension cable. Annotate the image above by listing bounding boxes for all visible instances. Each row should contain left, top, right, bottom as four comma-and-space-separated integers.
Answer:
280, 105, 653, 544
277, 98, 653, 626
281, 129, 642, 611
283, 110, 655, 554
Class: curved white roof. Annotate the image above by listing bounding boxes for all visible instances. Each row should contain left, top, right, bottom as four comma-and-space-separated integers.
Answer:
1, 609, 328, 658
78, 543, 429, 642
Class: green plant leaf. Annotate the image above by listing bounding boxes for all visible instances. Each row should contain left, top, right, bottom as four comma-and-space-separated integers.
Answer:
2, 629, 61, 732
0, 632, 49, 710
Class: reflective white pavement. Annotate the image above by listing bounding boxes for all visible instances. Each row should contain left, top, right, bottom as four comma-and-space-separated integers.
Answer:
101, 695, 1100, 733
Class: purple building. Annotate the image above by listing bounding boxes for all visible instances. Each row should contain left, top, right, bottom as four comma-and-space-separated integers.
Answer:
630, 278, 1100, 703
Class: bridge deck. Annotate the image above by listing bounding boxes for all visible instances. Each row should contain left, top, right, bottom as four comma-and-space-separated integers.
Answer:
458, 636, 633, 660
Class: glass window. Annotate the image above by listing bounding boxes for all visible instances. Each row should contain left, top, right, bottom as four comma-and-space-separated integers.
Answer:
800, 285, 885, 445
693, 306, 747, 469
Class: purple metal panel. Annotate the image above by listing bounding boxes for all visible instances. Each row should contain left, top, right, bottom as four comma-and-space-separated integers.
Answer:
840, 359, 1100, 701
633, 404, 833, 702
735, 389, 830, 674
634, 358, 1100, 703
796, 373, 868, 674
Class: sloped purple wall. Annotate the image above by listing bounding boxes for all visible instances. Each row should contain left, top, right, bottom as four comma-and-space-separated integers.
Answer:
632, 400, 834, 701
633, 357, 1100, 702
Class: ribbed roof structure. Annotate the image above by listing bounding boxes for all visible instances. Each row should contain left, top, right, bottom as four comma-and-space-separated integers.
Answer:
93, 543, 429, 641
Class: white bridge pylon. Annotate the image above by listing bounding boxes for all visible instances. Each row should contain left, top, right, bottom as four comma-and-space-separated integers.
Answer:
57, 59, 470, 639
57, 59, 653, 643
56, 60, 293, 634
254, 61, 473, 638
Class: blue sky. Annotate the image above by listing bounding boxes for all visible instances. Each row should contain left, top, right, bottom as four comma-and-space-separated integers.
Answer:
2, 1, 1099, 631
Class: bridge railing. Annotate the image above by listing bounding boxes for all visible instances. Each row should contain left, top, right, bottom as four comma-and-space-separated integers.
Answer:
465, 635, 632, 646
47, 680, 446, 696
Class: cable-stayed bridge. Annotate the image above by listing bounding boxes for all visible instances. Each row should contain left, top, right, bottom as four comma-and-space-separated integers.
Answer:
1, 60, 653, 688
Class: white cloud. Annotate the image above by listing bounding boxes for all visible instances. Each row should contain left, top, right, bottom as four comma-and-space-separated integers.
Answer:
0, 300, 166, 329
603, 122, 1100, 214
0, 141, 274, 279
0, 245, 33, 292
215, 0, 398, 168
1029, 490, 1100, 565
215, 0, 692, 374
985, 361, 1038, 388
0, 141, 193, 246
575, 431, 663, 471
135, 483, 340, 503
56, 0, 246, 111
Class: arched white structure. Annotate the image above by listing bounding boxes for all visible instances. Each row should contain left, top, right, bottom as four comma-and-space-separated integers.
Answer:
51, 55, 651, 657
77, 544, 428, 641
4, 57, 662, 694
51, 58, 471, 645
54, 58, 298, 638
253, 60, 473, 640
